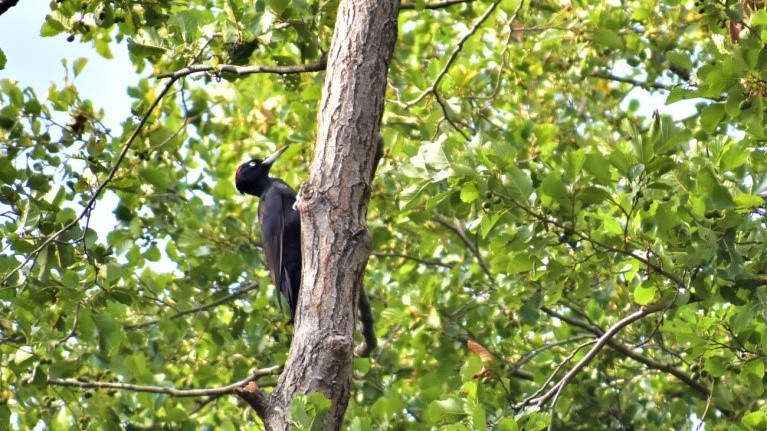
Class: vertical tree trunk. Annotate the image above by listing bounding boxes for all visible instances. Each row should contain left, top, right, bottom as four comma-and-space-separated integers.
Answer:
235, 1, 399, 430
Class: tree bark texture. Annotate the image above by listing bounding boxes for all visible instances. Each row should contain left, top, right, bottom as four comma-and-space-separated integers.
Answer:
238, 1, 399, 429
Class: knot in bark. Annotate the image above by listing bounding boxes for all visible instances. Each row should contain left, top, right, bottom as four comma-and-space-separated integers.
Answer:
296, 182, 322, 212
323, 332, 353, 356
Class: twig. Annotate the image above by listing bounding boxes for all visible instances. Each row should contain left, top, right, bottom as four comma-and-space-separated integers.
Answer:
1, 76, 181, 287
234, 381, 272, 420
591, 71, 675, 91
509, 334, 594, 374
157, 57, 327, 79
520, 339, 596, 407
695, 388, 713, 431
371, 251, 454, 268
496, 186, 690, 291
58, 302, 81, 343
406, 0, 503, 108
540, 306, 709, 398
433, 91, 470, 139
520, 305, 663, 409
48, 366, 281, 397
400, 0, 473, 10
431, 213, 496, 287
124, 283, 260, 330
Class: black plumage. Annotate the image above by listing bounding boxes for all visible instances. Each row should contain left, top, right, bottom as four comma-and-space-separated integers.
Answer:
234, 147, 301, 321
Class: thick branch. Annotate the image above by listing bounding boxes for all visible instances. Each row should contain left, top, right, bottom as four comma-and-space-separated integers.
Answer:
263, 1, 399, 429
355, 289, 377, 357
234, 382, 272, 420
48, 366, 280, 397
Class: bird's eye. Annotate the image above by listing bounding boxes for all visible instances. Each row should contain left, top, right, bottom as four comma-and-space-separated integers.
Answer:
249, 161, 256, 167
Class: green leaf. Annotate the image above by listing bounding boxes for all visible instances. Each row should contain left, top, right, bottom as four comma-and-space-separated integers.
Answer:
705, 356, 727, 378
633, 284, 657, 305
584, 153, 612, 184
290, 394, 311, 427
40, 13, 66, 37
609, 150, 635, 176
742, 411, 767, 430
139, 168, 169, 190
72, 57, 87, 78
460, 182, 478, 203
169, 10, 200, 42
709, 184, 736, 210
700, 103, 726, 134
505, 166, 534, 201
428, 398, 467, 422
593, 29, 624, 49
494, 417, 519, 431
719, 145, 748, 171
0, 48, 5, 70
267, 0, 290, 15
480, 211, 502, 238
734, 194, 764, 207
54, 208, 76, 225
540, 173, 570, 209
751, 9, 767, 25
666, 51, 693, 72
92, 313, 122, 357
576, 186, 610, 206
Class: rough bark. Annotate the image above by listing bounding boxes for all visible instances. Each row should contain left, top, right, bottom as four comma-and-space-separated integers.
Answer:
235, 1, 399, 429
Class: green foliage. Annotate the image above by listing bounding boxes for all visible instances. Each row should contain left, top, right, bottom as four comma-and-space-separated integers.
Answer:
1, 0, 767, 430
290, 392, 332, 431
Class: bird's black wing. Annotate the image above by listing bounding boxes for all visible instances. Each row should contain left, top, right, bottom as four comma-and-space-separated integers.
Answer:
258, 189, 286, 312
278, 183, 301, 318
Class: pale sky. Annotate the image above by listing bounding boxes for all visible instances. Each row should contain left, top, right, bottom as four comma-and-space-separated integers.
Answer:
0, 1, 137, 130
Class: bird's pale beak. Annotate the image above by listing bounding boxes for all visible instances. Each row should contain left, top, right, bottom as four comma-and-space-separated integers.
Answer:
262, 146, 288, 166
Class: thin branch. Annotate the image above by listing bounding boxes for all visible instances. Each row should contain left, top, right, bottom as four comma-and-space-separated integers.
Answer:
406, 0, 503, 108
157, 56, 327, 79
58, 302, 81, 343
509, 334, 594, 374
400, 0, 473, 10
371, 251, 454, 268
520, 339, 596, 406
0, 334, 24, 345
432, 213, 496, 287
591, 71, 674, 91
521, 305, 665, 409
695, 389, 714, 431
540, 306, 709, 397
124, 283, 260, 330
496, 186, 691, 291
433, 91, 471, 139
1, 76, 181, 287
48, 366, 281, 397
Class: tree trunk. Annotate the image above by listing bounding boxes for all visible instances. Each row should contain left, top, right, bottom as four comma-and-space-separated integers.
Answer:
235, 1, 399, 429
